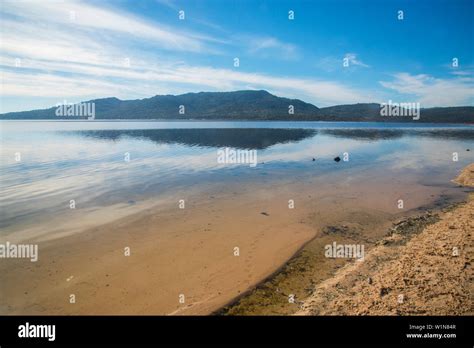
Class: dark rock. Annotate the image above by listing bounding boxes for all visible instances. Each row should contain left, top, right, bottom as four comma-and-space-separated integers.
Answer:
323, 225, 349, 234
261, 212, 269, 216
334, 156, 341, 162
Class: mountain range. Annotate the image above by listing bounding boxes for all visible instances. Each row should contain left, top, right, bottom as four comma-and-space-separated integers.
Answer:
1, 90, 473, 123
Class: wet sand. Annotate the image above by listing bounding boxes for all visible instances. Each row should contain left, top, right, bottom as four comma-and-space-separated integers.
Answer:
0, 167, 469, 315
222, 165, 474, 316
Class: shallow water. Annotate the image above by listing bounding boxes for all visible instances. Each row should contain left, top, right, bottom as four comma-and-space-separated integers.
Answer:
1, 120, 473, 241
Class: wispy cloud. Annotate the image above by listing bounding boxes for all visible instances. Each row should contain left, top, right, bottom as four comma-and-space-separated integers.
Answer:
450, 70, 473, 76
0, 0, 375, 110
316, 53, 369, 72
246, 37, 299, 60
1, 56, 373, 106
155, 0, 227, 33
1, 0, 222, 53
448, 65, 474, 78
380, 73, 474, 107
155, 0, 180, 10
344, 53, 370, 68
1, 0, 472, 113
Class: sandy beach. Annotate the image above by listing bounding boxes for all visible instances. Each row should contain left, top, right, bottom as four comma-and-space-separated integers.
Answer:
0, 181, 314, 315
298, 164, 474, 315
297, 192, 473, 315
2, 161, 469, 315
221, 164, 473, 315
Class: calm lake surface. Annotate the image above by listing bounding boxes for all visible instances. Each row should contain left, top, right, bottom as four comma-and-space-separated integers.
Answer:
1, 121, 473, 241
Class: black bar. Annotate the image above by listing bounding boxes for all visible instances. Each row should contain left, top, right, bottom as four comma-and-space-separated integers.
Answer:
0, 316, 472, 346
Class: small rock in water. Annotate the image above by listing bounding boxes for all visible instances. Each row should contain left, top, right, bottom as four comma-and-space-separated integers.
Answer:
467, 149, 470, 151
261, 212, 270, 216
312, 158, 316, 161
334, 156, 341, 162
128, 200, 136, 205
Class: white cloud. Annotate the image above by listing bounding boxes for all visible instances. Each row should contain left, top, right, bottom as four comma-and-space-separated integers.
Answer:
0, 0, 378, 111
344, 53, 370, 68
246, 37, 299, 60
1, 58, 373, 106
316, 53, 369, 72
449, 69, 474, 77
380, 73, 474, 107
1, 0, 222, 53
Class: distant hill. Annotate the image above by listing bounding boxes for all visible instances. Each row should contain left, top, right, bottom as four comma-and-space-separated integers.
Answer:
319, 104, 474, 123
1, 90, 473, 123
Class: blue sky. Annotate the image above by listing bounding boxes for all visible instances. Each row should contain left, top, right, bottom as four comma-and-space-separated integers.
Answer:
0, 0, 473, 113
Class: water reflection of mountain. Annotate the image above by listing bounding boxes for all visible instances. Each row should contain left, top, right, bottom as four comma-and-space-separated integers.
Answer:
73, 128, 318, 149
320, 128, 474, 141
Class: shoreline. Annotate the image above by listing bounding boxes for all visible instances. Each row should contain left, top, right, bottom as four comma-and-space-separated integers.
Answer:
297, 193, 473, 315
1, 119, 473, 126
0, 179, 318, 315
216, 195, 466, 315
218, 165, 473, 316
0, 165, 471, 315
